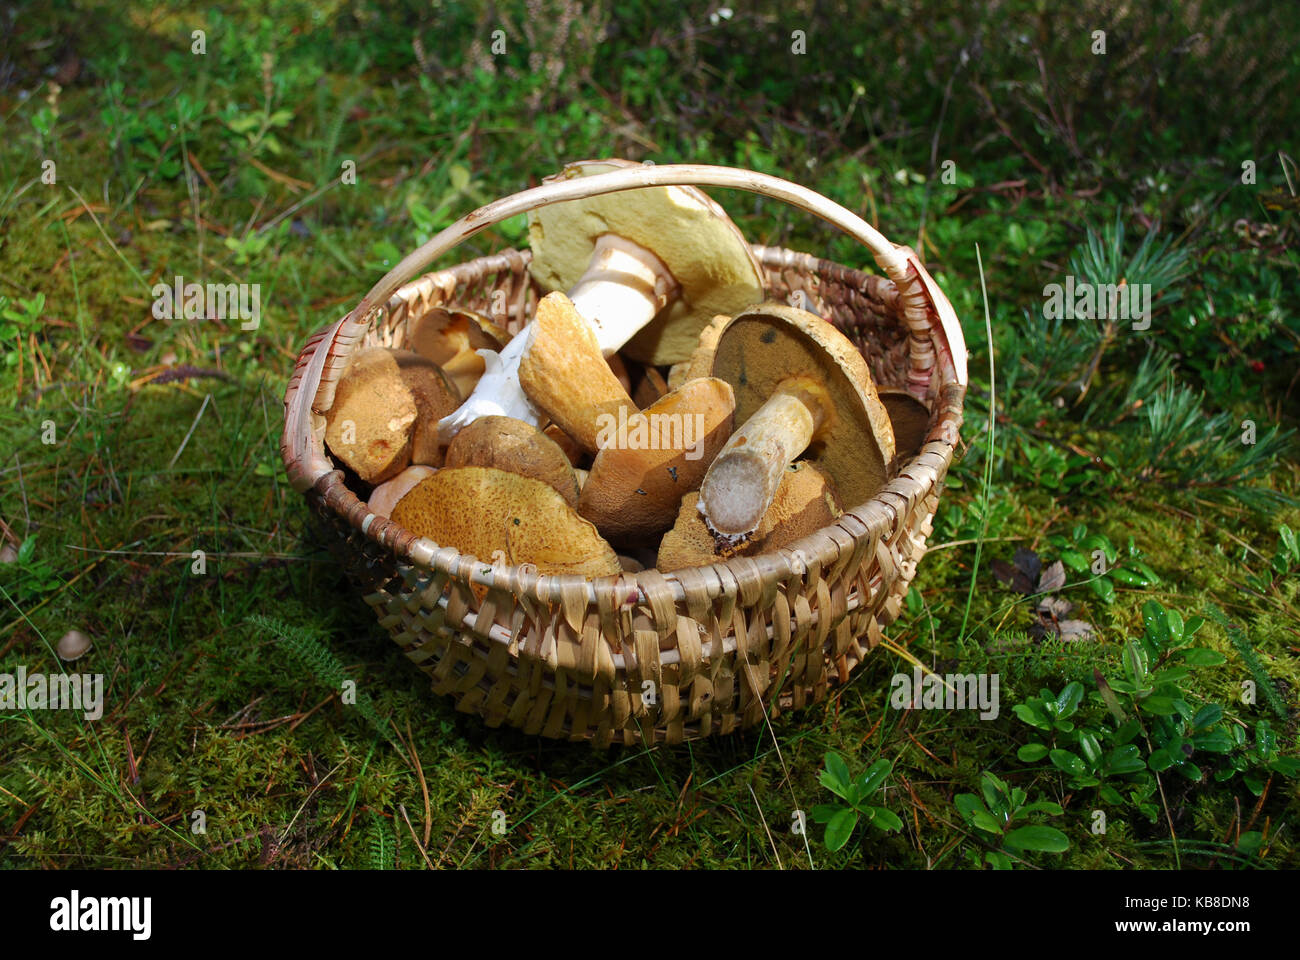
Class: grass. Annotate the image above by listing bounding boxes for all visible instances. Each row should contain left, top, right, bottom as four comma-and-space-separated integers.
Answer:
1, 0, 1298, 869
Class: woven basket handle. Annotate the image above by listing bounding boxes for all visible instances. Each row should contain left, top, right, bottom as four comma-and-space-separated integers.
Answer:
283, 163, 966, 493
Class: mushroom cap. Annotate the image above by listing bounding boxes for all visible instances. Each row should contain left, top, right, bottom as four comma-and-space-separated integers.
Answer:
324, 347, 417, 483
578, 376, 735, 540
407, 305, 509, 396
390, 466, 620, 579
527, 159, 764, 366
394, 350, 462, 466
518, 292, 637, 453
658, 461, 842, 572
876, 387, 932, 467
444, 415, 580, 507
702, 302, 895, 511
369, 464, 438, 519
56, 629, 93, 661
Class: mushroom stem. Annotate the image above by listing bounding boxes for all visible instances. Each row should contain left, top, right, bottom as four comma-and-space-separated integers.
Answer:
437, 233, 678, 443
567, 234, 678, 352
698, 376, 833, 540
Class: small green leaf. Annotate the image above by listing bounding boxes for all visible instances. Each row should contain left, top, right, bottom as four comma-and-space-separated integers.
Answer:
1077, 730, 1103, 765
1178, 648, 1226, 666
1140, 695, 1178, 716
865, 807, 904, 833
1049, 749, 1087, 776
1060, 549, 1089, 573
1089, 576, 1116, 604
824, 752, 851, 790
968, 809, 1003, 835
1017, 743, 1050, 762
1056, 682, 1084, 718
1005, 825, 1070, 854
857, 758, 892, 797
824, 807, 859, 852
1191, 704, 1223, 731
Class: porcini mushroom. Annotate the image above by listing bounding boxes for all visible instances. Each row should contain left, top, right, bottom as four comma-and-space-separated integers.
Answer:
390, 466, 620, 579
577, 376, 735, 540
324, 348, 418, 483
407, 305, 509, 397
324, 348, 460, 480
658, 461, 843, 572
444, 415, 580, 507
695, 303, 894, 540
437, 158, 763, 440
369, 464, 437, 518
517, 292, 638, 454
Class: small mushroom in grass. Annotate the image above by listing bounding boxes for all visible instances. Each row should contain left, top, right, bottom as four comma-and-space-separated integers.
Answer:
368, 465, 437, 519
695, 303, 894, 541
437, 158, 763, 440
56, 629, 93, 661
0, 542, 17, 564
577, 376, 735, 540
324, 348, 419, 483
444, 416, 580, 507
518, 292, 638, 454
390, 466, 620, 580
407, 306, 510, 397
876, 387, 932, 465
658, 461, 842, 572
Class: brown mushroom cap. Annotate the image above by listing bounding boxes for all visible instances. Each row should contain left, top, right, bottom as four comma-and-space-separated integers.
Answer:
324, 347, 417, 483
577, 376, 735, 540
518, 292, 637, 453
444, 415, 580, 507
702, 302, 895, 512
407, 306, 509, 397
391, 466, 620, 579
658, 461, 842, 572
876, 387, 932, 466
527, 159, 764, 366
395, 350, 462, 466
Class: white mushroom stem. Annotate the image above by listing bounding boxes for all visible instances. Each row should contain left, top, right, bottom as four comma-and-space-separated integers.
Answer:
698, 377, 831, 540
437, 234, 678, 442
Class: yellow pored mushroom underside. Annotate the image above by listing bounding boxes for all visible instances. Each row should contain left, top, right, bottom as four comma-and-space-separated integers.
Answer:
391, 465, 620, 579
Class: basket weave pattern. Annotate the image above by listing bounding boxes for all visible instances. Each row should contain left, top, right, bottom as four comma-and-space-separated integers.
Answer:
287, 243, 964, 746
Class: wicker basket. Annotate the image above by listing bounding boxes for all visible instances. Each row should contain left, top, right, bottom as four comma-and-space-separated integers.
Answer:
281, 164, 967, 746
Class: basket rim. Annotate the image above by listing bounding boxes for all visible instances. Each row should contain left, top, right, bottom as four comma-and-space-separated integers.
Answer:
283, 243, 965, 614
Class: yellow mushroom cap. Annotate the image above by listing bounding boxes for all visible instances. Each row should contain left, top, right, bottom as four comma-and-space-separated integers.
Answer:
444, 415, 580, 507
390, 466, 620, 580
407, 306, 509, 397
527, 159, 764, 366
703, 302, 895, 511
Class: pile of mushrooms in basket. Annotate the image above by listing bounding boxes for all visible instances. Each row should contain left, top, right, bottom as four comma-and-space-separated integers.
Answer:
323, 159, 927, 579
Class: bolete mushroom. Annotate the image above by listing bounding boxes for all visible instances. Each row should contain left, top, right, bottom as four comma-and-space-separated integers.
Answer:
444, 415, 580, 507
577, 375, 735, 540
407, 305, 510, 397
695, 303, 895, 540
324, 348, 461, 480
369, 464, 437, 519
437, 158, 763, 440
658, 461, 843, 571
517, 292, 638, 454
390, 466, 620, 580
324, 348, 418, 483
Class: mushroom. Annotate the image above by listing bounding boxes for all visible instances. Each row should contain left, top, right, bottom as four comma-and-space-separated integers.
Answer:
876, 387, 932, 466
444, 415, 580, 507
631, 364, 671, 410
56, 629, 93, 661
390, 466, 620, 580
517, 292, 638, 454
398, 351, 462, 466
694, 303, 895, 540
324, 348, 419, 483
369, 465, 438, 518
658, 462, 843, 571
407, 305, 510, 397
437, 158, 763, 440
577, 376, 735, 540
